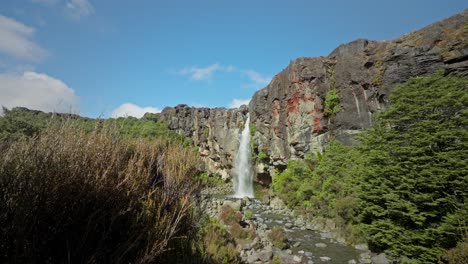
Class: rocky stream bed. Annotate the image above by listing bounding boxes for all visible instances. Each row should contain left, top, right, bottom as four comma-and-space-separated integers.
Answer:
200, 187, 392, 264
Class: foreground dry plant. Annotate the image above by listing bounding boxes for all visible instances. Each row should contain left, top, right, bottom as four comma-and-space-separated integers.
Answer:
0, 121, 201, 263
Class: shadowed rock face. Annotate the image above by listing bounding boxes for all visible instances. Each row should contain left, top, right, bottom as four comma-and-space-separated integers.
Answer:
157, 10, 467, 183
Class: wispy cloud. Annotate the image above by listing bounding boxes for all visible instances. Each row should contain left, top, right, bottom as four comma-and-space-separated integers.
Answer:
0, 71, 79, 114
229, 98, 250, 108
65, 0, 94, 20
0, 15, 47, 61
177, 63, 270, 89
242, 69, 271, 89
225, 65, 236, 72
178, 63, 222, 81
32, 0, 95, 21
111, 103, 160, 118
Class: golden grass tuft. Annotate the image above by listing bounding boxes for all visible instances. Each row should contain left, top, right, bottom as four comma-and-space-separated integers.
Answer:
0, 120, 201, 263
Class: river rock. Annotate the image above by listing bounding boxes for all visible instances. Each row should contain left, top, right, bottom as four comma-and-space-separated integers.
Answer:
359, 252, 372, 264
258, 249, 273, 262
293, 255, 303, 262
270, 196, 286, 210
354, 243, 368, 251
247, 253, 258, 263
320, 256, 331, 262
315, 243, 327, 248
371, 253, 391, 264
223, 200, 242, 211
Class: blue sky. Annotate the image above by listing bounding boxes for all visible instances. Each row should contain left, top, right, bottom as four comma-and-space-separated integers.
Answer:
0, 0, 466, 117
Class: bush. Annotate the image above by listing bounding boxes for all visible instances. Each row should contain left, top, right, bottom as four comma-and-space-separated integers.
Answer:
198, 218, 239, 264
258, 151, 269, 162
324, 88, 340, 117
219, 205, 242, 225
439, 240, 468, 264
268, 227, 287, 249
229, 223, 256, 241
273, 256, 281, 264
254, 183, 270, 201
244, 210, 253, 220
0, 121, 201, 263
197, 172, 224, 187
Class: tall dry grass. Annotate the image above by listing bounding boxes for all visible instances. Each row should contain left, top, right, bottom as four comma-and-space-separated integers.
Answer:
0, 121, 201, 263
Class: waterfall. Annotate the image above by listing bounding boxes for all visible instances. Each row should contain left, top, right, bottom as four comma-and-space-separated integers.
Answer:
233, 114, 254, 198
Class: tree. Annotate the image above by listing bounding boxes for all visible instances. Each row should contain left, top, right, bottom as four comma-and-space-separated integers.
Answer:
357, 72, 468, 263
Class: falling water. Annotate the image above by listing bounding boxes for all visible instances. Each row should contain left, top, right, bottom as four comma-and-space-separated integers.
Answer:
233, 114, 254, 198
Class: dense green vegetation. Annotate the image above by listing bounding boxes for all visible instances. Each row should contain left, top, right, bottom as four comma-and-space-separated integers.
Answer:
0, 107, 189, 144
358, 73, 468, 263
272, 141, 364, 241
273, 73, 468, 263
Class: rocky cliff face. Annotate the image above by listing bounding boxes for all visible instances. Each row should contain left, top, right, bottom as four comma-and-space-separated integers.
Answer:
154, 105, 249, 181
157, 10, 467, 184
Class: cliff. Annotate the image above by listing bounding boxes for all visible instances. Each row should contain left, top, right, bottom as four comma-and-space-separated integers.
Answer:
156, 10, 468, 184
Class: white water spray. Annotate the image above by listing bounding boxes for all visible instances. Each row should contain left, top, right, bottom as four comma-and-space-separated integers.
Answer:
233, 114, 254, 198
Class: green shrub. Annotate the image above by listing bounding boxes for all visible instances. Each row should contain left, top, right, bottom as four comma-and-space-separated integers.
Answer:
268, 227, 287, 249
219, 205, 242, 225
230, 222, 256, 241
324, 89, 340, 117
0, 121, 201, 263
273, 256, 281, 264
197, 172, 224, 187
258, 151, 269, 162
198, 218, 239, 264
250, 124, 257, 137
254, 183, 270, 201
244, 210, 253, 220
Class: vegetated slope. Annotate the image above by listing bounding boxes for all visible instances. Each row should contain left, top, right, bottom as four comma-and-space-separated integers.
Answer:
0, 106, 190, 144
273, 73, 468, 263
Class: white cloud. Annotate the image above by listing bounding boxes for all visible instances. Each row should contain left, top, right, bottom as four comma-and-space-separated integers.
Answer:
243, 70, 271, 88
0, 71, 79, 113
111, 103, 161, 118
65, 0, 94, 20
0, 15, 47, 61
179, 63, 221, 81
229, 98, 250, 108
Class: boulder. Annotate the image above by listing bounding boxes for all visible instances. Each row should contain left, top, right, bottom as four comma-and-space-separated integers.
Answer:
223, 200, 242, 211
371, 253, 391, 264
270, 196, 286, 210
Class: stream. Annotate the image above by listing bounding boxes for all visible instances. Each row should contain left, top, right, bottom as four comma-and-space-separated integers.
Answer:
201, 189, 381, 264
248, 199, 366, 264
